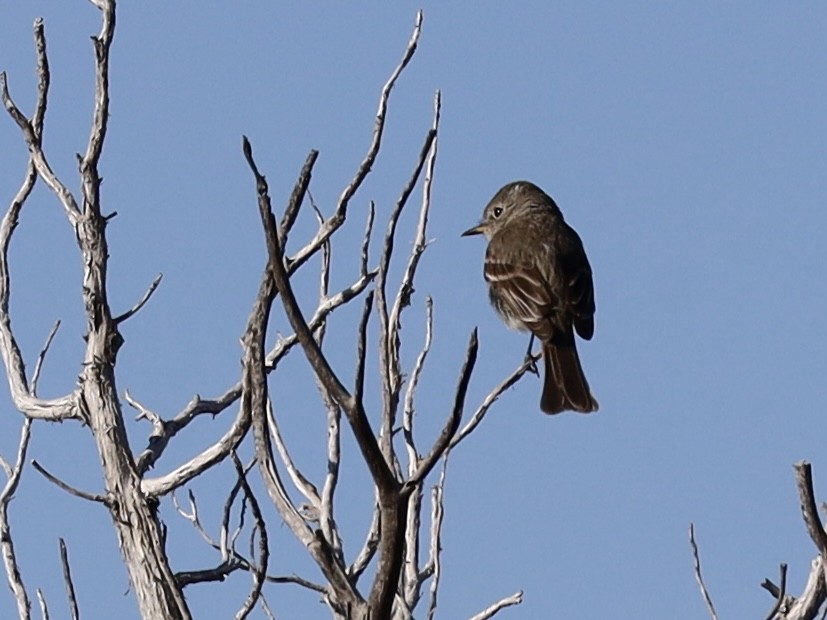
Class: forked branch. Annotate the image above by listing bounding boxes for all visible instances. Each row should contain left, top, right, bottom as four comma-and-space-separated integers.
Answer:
0, 19, 80, 422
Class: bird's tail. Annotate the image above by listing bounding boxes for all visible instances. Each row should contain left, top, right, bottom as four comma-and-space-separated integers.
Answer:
541, 339, 598, 414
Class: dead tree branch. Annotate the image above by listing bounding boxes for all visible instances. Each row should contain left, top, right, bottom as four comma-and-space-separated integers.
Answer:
286, 11, 423, 275
688, 523, 719, 620
450, 353, 541, 450
31, 460, 107, 504
243, 135, 365, 616
1, 318, 64, 619
35, 589, 49, 620
424, 461, 446, 620
0, 419, 33, 620
58, 539, 79, 620
237, 10, 532, 616
375, 126, 437, 463
230, 453, 268, 620
0, 19, 80, 422
698, 463, 827, 620
763, 563, 788, 620
114, 273, 163, 324
3, 3, 191, 616
30, 320, 61, 396
764, 462, 827, 620
762, 557, 825, 620
1, 6, 539, 619
137, 163, 373, 489
468, 591, 525, 620
795, 462, 827, 565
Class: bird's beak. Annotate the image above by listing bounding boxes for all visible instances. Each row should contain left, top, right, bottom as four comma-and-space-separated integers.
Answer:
461, 223, 485, 237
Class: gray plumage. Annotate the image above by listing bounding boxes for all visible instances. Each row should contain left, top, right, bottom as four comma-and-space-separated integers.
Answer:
463, 181, 598, 414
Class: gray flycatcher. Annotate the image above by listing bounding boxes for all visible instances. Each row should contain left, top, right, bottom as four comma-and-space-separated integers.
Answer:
462, 180, 598, 414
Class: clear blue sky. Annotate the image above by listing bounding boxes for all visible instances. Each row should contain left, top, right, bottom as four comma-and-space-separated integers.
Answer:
2, 2, 827, 618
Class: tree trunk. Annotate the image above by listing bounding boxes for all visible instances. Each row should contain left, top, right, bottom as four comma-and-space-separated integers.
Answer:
78, 212, 191, 620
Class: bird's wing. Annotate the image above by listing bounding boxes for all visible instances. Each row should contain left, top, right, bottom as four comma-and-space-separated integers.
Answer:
557, 234, 595, 340
484, 256, 560, 341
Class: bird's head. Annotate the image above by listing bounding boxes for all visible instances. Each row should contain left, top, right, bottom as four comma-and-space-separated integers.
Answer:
462, 180, 553, 240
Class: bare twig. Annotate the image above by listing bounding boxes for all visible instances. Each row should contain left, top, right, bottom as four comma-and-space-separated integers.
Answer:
59, 539, 79, 620
391, 91, 440, 320
173, 489, 217, 549
30, 17, 49, 131
425, 459, 448, 620
258, 595, 276, 620
763, 563, 788, 620
402, 297, 433, 472
404, 330, 476, 492
287, 10, 424, 275
360, 202, 375, 286
353, 292, 373, 414
230, 453, 268, 620
31, 320, 61, 396
349, 498, 381, 582
80, 0, 114, 189
0, 65, 81, 223
402, 477, 425, 612
264, 574, 326, 593
172, 474, 312, 595
468, 591, 524, 620
688, 523, 719, 620
279, 150, 319, 247
397, 347, 425, 612
176, 560, 242, 587
36, 589, 49, 620
173, 537, 322, 593
773, 462, 827, 619
309, 197, 329, 347
268, 401, 320, 507
761, 577, 781, 599
31, 460, 107, 504
1, 418, 33, 619
450, 353, 541, 450
114, 273, 163, 324
220, 460, 257, 562
795, 462, 827, 561
319, 384, 344, 562
0, 422, 31, 491
268, 270, 376, 368
375, 126, 437, 460
126, 389, 163, 426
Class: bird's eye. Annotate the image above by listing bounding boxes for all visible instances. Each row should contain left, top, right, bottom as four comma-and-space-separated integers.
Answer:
493, 207, 503, 218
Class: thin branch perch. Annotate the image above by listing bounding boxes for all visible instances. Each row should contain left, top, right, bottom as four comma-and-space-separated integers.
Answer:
114, 273, 163, 323
689, 523, 719, 620
59, 538, 79, 620
31, 460, 107, 504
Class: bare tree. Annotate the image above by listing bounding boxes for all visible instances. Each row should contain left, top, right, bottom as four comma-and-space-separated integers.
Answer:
0, 3, 532, 618
689, 461, 827, 620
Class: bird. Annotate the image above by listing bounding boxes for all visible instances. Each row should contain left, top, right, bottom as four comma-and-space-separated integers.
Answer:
462, 180, 598, 414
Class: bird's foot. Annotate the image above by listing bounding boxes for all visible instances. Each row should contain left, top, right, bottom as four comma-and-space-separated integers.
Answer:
523, 351, 540, 376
